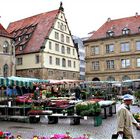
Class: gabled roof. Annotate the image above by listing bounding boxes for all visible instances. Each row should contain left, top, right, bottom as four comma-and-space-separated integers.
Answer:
0, 23, 13, 38
88, 15, 140, 41
7, 9, 60, 54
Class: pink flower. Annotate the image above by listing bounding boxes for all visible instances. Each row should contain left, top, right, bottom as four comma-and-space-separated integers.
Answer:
50, 134, 70, 139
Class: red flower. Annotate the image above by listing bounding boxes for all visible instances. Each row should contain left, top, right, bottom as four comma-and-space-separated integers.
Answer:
0, 131, 3, 136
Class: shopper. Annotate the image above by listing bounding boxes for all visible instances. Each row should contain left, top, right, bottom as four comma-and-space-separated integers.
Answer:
33, 87, 40, 100
74, 84, 81, 100
117, 94, 140, 139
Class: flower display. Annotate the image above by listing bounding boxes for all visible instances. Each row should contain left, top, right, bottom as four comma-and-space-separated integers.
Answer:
27, 110, 52, 115
49, 100, 69, 108
50, 133, 71, 139
0, 131, 4, 138
73, 133, 90, 139
32, 132, 90, 139
0, 130, 90, 139
0, 130, 14, 139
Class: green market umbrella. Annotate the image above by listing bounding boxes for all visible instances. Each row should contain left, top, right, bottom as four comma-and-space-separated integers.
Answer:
4, 78, 9, 86
15, 80, 20, 86
0, 77, 5, 86
7, 76, 49, 87
9, 79, 15, 86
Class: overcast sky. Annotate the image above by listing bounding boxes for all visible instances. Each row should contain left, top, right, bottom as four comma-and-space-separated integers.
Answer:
1, 0, 140, 37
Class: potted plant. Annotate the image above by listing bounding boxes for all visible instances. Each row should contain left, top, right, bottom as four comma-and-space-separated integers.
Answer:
92, 102, 102, 116
75, 103, 89, 115
76, 102, 101, 116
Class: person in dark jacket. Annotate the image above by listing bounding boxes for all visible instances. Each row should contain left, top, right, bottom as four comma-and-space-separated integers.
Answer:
74, 84, 81, 100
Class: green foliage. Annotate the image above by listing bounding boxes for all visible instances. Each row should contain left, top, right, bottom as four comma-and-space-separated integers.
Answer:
19, 104, 31, 108
76, 104, 88, 115
133, 113, 140, 120
67, 108, 74, 115
81, 91, 89, 99
31, 105, 44, 110
134, 90, 140, 99
94, 89, 108, 97
76, 102, 101, 116
46, 92, 52, 98
42, 90, 46, 95
92, 102, 102, 115
41, 90, 53, 97
0, 134, 5, 139
60, 88, 69, 96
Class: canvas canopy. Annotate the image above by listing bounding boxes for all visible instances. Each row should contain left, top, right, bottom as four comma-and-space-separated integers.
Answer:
0, 76, 49, 87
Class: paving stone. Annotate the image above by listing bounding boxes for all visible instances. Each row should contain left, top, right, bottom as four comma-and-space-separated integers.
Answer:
0, 103, 140, 139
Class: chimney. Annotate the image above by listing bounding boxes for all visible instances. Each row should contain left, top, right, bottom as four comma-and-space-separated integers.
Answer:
135, 12, 138, 17
107, 17, 111, 22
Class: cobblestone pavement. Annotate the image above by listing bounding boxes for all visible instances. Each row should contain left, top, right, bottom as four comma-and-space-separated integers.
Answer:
0, 103, 140, 139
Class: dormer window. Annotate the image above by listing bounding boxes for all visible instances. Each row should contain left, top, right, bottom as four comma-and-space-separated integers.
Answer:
138, 27, 140, 32
19, 45, 23, 51
122, 27, 130, 35
25, 35, 29, 39
18, 37, 21, 42
106, 30, 114, 37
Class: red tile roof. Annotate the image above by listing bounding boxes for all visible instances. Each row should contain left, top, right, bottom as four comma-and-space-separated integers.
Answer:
88, 15, 140, 41
0, 23, 13, 38
7, 9, 60, 54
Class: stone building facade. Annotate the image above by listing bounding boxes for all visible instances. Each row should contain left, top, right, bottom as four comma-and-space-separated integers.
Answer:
84, 14, 140, 81
0, 23, 15, 77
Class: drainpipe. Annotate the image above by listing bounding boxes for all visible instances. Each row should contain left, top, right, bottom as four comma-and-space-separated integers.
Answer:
40, 45, 45, 79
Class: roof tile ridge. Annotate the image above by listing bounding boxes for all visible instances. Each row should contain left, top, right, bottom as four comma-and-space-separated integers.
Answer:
109, 15, 140, 22
0, 23, 13, 37
89, 21, 107, 39
9, 9, 59, 24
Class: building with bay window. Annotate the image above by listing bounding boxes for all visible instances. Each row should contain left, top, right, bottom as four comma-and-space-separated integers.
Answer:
84, 13, 140, 81
7, 3, 80, 80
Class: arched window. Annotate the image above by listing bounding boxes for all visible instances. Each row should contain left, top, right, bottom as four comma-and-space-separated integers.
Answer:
122, 75, 130, 81
107, 76, 115, 81
62, 58, 66, 67
3, 64, 8, 77
61, 34, 64, 42
61, 46, 65, 54
3, 41, 9, 53
92, 77, 100, 81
